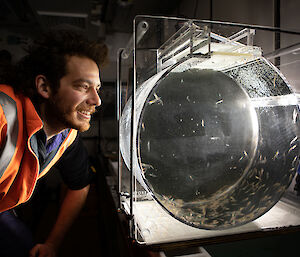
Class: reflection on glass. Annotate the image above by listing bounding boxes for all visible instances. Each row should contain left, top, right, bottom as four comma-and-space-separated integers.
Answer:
138, 69, 257, 201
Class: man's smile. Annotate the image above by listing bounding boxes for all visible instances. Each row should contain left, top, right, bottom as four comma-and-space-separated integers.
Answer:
77, 110, 94, 120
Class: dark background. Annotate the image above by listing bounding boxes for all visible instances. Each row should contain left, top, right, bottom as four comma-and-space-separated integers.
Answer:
1, 1, 300, 256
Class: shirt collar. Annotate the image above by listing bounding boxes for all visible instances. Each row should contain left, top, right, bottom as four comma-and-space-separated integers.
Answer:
36, 129, 69, 155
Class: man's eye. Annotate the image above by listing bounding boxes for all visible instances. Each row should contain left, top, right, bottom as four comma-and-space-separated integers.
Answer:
76, 84, 88, 90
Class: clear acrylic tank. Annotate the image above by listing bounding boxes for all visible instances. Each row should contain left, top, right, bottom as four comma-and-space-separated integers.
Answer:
118, 16, 300, 244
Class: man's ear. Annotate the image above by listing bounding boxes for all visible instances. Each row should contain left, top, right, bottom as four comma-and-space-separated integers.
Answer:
35, 75, 51, 99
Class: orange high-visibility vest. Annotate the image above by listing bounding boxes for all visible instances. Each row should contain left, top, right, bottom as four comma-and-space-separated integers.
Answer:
0, 84, 77, 212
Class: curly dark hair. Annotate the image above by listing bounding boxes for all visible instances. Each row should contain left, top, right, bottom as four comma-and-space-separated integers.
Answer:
6, 29, 107, 103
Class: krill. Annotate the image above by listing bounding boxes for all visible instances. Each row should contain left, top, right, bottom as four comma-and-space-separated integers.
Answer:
290, 136, 298, 145
288, 144, 297, 153
293, 109, 298, 123
149, 93, 163, 105
273, 150, 279, 160
142, 163, 154, 172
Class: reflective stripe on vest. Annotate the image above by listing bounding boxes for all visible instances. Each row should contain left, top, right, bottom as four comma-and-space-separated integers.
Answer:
0, 92, 18, 179
0, 85, 79, 212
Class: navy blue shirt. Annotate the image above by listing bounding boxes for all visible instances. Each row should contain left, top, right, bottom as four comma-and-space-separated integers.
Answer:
55, 133, 93, 190
33, 130, 93, 190
35, 129, 69, 172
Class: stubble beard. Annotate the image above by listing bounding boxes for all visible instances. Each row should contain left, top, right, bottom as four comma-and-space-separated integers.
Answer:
44, 95, 91, 133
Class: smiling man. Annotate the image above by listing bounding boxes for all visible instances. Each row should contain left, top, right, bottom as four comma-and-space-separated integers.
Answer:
0, 30, 107, 257
40, 55, 101, 135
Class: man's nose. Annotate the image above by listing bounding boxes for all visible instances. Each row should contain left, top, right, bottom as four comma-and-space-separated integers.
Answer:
87, 87, 101, 106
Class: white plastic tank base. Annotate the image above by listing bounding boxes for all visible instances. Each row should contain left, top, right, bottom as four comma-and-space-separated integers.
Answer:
120, 47, 299, 229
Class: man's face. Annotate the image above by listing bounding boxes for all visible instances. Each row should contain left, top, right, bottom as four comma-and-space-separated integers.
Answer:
46, 55, 101, 132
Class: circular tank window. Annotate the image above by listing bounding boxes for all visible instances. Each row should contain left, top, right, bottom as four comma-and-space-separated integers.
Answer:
120, 57, 299, 229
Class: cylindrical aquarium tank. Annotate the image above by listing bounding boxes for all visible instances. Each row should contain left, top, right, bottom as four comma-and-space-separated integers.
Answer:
120, 28, 300, 230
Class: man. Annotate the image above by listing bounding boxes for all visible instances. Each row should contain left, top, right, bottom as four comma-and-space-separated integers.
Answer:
0, 30, 107, 257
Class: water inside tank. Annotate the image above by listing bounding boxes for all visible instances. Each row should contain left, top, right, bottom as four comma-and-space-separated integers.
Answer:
120, 57, 299, 229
